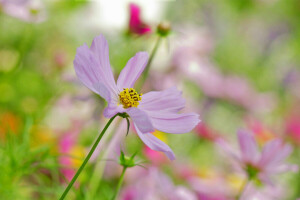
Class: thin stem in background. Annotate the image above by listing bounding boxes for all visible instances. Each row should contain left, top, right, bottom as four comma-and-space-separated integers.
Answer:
59, 114, 119, 200
110, 167, 127, 200
137, 36, 162, 90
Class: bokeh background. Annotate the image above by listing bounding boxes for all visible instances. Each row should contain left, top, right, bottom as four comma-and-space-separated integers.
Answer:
1, 0, 300, 199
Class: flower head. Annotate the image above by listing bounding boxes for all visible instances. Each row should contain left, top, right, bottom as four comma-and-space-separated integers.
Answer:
217, 130, 297, 185
74, 34, 200, 160
0, 0, 46, 23
128, 3, 151, 35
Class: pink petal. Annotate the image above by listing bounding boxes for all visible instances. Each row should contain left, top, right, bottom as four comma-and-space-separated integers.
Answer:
90, 34, 118, 94
266, 164, 298, 174
215, 138, 241, 163
259, 139, 292, 169
139, 87, 185, 113
126, 107, 154, 133
103, 105, 124, 118
93, 82, 111, 102
258, 173, 274, 186
237, 130, 259, 164
146, 111, 200, 134
135, 124, 175, 160
74, 34, 117, 95
129, 3, 151, 35
116, 52, 148, 90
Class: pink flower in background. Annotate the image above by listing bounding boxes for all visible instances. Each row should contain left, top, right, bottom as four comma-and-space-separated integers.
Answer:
217, 130, 297, 185
120, 167, 197, 200
285, 116, 300, 145
0, 0, 46, 23
58, 123, 85, 183
246, 118, 276, 145
195, 123, 221, 142
143, 146, 168, 165
172, 28, 276, 112
128, 3, 151, 35
241, 183, 286, 200
74, 34, 200, 160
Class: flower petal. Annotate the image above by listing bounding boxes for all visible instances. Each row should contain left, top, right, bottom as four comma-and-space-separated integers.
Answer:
103, 105, 124, 118
116, 52, 148, 90
126, 107, 154, 133
146, 111, 200, 134
139, 87, 185, 113
74, 35, 117, 95
93, 82, 111, 102
90, 34, 118, 94
135, 124, 175, 160
237, 130, 259, 164
266, 164, 298, 174
215, 138, 241, 162
259, 139, 292, 169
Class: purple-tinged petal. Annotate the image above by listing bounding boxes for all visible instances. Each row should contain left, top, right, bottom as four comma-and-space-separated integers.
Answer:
103, 105, 124, 118
74, 35, 117, 95
116, 52, 148, 90
265, 164, 298, 174
237, 130, 259, 164
139, 87, 185, 113
146, 111, 200, 134
215, 138, 241, 163
135, 124, 175, 160
259, 139, 293, 169
93, 82, 111, 102
258, 173, 274, 186
90, 34, 118, 94
74, 44, 99, 93
127, 107, 154, 133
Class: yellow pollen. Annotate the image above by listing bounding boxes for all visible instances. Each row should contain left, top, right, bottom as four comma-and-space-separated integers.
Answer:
119, 88, 142, 109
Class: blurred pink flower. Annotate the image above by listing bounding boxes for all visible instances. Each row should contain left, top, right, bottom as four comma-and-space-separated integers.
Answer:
58, 123, 84, 183
285, 116, 300, 145
128, 3, 151, 35
189, 176, 232, 200
217, 130, 297, 185
74, 34, 200, 160
0, 0, 46, 23
120, 167, 197, 200
195, 122, 221, 142
172, 28, 276, 112
246, 118, 276, 145
241, 183, 286, 200
143, 146, 168, 165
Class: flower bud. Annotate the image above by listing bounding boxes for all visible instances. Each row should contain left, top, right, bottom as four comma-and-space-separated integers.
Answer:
157, 21, 171, 37
119, 151, 137, 168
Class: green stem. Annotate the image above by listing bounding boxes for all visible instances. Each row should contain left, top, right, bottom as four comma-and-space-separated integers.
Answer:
59, 114, 119, 200
111, 167, 127, 200
89, 118, 123, 198
138, 36, 162, 90
235, 178, 249, 200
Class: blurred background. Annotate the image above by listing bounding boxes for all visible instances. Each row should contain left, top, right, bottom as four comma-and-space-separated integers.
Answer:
1, 0, 300, 199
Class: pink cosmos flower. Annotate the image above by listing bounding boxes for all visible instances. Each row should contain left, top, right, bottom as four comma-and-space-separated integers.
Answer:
195, 122, 221, 142
120, 167, 197, 200
217, 130, 297, 185
0, 0, 46, 23
58, 124, 85, 183
73, 34, 200, 160
285, 116, 300, 145
128, 3, 151, 35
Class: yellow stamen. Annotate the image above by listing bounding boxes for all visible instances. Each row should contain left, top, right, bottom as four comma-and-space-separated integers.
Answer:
119, 88, 142, 109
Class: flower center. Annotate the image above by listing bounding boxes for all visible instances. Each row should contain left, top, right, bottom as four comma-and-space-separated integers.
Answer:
119, 88, 142, 109
245, 163, 260, 180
